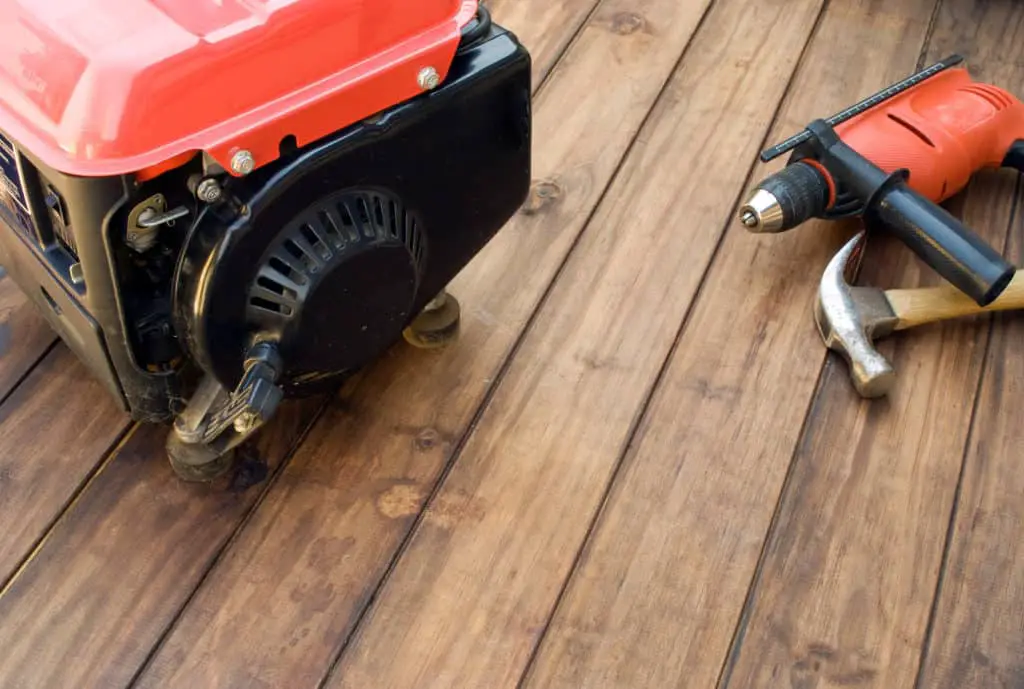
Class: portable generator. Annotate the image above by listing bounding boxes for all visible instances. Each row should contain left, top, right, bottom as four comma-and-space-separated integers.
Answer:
0, 0, 532, 480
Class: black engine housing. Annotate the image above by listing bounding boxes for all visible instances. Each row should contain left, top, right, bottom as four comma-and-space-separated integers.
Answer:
174, 19, 532, 397
0, 11, 530, 436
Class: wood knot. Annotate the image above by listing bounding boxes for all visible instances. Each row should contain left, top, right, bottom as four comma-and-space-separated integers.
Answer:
610, 12, 645, 35
521, 179, 563, 215
415, 427, 441, 451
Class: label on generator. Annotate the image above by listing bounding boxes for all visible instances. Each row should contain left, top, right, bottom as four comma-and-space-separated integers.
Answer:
0, 131, 34, 238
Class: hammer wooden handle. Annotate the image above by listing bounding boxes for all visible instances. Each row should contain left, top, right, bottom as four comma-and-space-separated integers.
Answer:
887, 269, 1024, 330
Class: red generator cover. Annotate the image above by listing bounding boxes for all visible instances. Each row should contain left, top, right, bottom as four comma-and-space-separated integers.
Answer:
0, 0, 478, 179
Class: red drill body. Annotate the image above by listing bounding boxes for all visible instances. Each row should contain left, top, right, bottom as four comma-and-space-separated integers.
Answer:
740, 57, 1024, 307
833, 66, 1024, 205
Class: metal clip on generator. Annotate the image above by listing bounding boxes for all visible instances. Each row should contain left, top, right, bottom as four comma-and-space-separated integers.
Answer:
739, 54, 1024, 307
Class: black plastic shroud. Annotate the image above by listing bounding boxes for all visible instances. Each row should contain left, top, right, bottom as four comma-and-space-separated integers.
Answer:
795, 119, 1014, 306
173, 21, 533, 396
0, 12, 532, 422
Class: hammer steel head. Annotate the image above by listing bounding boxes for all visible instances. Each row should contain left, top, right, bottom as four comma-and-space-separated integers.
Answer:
814, 232, 901, 398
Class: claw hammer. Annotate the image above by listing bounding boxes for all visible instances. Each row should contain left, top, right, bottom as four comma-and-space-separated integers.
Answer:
815, 231, 1024, 398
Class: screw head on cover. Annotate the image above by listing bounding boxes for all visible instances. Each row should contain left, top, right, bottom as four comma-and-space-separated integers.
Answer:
418, 67, 440, 90
231, 150, 256, 176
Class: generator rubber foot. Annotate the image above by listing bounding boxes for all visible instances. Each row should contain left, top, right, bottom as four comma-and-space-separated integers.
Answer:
166, 434, 235, 482
166, 342, 284, 481
403, 291, 461, 349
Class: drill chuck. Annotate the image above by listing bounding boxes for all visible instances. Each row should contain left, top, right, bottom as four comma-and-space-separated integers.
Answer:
743, 58, 1024, 306
740, 161, 831, 233
743, 125, 1014, 306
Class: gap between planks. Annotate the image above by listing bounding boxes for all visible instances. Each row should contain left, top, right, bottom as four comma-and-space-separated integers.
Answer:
128, 0, 746, 687
517, 1, 966, 688
715, 4, 950, 684
909, 5, 1024, 687
327, 0, 829, 687
517, 2, 832, 686
720, 2, 1024, 687
0, 2, 608, 689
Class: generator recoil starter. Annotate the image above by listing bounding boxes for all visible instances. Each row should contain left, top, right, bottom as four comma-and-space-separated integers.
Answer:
0, 0, 532, 480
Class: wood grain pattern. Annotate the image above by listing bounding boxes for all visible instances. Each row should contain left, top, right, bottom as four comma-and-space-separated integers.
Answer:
326, 0, 823, 687
129, 0, 711, 685
0, 395, 324, 689
0, 3, 1018, 688
0, 346, 129, 586
915, 220, 1024, 689
0, 273, 56, 401
485, 0, 599, 87
719, 3, 1024, 688
0, 4, 605, 687
518, 2, 940, 688
905, 6, 1024, 688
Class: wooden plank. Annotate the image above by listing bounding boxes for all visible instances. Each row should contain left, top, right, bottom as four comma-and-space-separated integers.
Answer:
0, 346, 128, 585
517, 2, 945, 688
915, 233, 1024, 689
484, 0, 600, 87
0, 271, 57, 401
715, 4, 1024, 689
0, 2, 607, 687
129, 0, 729, 686
323, 0, 825, 687
909, 8, 1024, 689
0, 395, 324, 689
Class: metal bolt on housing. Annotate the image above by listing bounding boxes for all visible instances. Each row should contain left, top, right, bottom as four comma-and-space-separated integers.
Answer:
231, 150, 256, 175
196, 178, 223, 203
418, 67, 440, 90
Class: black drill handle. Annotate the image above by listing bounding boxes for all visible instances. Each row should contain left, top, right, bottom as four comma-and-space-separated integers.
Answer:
870, 183, 1014, 306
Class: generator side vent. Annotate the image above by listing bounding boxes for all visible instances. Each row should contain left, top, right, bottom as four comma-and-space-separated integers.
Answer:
246, 189, 426, 329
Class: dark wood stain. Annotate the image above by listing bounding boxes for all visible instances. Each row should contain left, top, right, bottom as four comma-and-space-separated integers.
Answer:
0, 2, 1015, 689
0, 346, 129, 584
913, 12, 1024, 686
0, 395, 325, 689
720, 4, 1024, 689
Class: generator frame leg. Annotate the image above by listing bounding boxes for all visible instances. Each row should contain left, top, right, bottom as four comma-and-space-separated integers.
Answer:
403, 289, 461, 349
166, 374, 244, 481
166, 342, 284, 482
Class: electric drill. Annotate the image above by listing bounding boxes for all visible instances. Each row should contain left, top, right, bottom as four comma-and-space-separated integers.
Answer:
740, 55, 1024, 306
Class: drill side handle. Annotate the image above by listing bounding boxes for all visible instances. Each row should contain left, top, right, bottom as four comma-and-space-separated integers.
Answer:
801, 120, 1014, 306
867, 183, 1015, 306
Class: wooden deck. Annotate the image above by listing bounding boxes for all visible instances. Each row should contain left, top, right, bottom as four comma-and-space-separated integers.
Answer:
0, 0, 1021, 686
